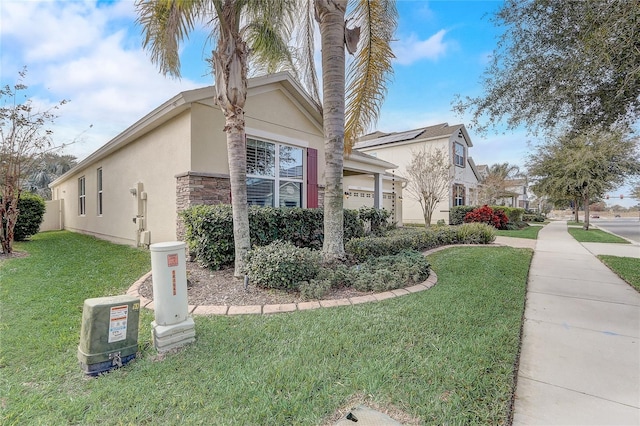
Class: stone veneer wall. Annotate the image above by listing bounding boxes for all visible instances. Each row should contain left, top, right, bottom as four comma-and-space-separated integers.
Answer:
176, 173, 325, 243
176, 171, 231, 242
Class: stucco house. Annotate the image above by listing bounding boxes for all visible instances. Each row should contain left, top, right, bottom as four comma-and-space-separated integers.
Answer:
475, 165, 529, 209
353, 123, 481, 225
49, 72, 400, 247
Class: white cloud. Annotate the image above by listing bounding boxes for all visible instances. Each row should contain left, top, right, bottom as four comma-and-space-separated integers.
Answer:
393, 29, 449, 66
1, 0, 204, 161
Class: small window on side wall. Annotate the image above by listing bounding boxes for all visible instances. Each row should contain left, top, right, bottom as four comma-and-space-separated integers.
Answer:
78, 176, 86, 215
97, 168, 103, 216
453, 184, 465, 206
454, 142, 465, 167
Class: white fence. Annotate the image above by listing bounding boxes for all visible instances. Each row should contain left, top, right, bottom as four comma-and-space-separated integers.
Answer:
40, 199, 64, 232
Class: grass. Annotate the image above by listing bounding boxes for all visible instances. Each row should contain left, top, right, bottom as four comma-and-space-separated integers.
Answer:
494, 226, 543, 240
598, 255, 640, 291
567, 227, 630, 244
1, 231, 532, 425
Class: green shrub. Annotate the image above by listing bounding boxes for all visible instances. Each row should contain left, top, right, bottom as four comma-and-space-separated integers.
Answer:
243, 241, 321, 291
492, 206, 525, 223
358, 207, 391, 236
456, 222, 496, 244
180, 204, 235, 269
13, 192, 46, 241
299, 279, 332, 299
449, 205, 476, 225
354, 250, 430, 292
181, 204, 365, 269
523, 213, 545, 222
346, 223, 497, 262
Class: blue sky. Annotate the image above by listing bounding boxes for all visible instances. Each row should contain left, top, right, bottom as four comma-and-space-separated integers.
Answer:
0, 0, 635, 206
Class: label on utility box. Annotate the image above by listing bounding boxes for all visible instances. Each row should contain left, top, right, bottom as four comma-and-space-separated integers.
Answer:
167, 254, 179, 267
108, 305, 128, 343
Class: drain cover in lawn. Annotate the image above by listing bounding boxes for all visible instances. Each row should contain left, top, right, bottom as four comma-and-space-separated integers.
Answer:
335, 405, 403, 425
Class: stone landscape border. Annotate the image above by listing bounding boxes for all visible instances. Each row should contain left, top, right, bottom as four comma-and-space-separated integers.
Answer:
126, 243, 525, 316
127, 270, 438, 316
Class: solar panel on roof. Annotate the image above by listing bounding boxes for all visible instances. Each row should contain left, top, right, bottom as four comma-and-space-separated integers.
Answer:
355, 128, 425, 148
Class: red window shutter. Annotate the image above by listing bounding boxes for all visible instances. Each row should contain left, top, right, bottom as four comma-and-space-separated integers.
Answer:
307, 148, 318, 208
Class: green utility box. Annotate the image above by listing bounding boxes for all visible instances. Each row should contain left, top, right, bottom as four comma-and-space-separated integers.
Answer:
78, 295, 140, 376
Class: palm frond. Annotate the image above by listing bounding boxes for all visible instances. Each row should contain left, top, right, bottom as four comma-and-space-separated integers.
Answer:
242, 0, 297, 76
344, 0, 397, 150
135, 0, 207, 77
290, 0, 321, 105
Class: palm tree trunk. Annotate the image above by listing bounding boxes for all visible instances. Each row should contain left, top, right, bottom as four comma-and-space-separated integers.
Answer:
316, 0, 347, 262
213, 5, 251, 277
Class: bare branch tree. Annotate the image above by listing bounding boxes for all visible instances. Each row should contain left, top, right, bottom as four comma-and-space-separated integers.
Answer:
404, 147, 452, 227
1, 68, 69, 254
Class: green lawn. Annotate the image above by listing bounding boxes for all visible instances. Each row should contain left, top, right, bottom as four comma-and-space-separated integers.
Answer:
598, 255, 640, 291
494, 226, 543, 240
1, 231, 532, 425
567, 227, 630, 243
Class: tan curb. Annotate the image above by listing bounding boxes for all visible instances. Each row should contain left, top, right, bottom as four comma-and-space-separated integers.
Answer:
126, 269, 439, 316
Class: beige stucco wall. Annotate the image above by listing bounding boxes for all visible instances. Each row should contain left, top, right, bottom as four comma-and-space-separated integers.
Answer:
40, 199, 64, 232
190, 85, 326, 182
358, 134, 479, 225
52, 111, 191, 245
50, 80, 328, 247
343, 174, 403, 224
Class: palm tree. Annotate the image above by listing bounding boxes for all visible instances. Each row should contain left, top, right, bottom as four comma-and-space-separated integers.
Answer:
479, 162, 522, 205
136, 0, 296, 276
302, 0, 397, 262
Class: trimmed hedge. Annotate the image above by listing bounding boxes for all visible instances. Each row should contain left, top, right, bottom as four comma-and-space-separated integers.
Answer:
492, 206, 525, 223
181, 205, 366, 269
243, 240, 321, 290
345, 223, 495, 262
523, 213, 545, 222
449, 206, 476, 225
12, 192, 46, 241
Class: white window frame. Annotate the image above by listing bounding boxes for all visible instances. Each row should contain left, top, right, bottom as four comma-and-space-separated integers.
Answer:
246, 137, 304, 207
97, 168, 103, 216
453, 183, 465, 206
454, 142, 465, 167
78, 176, 86, 216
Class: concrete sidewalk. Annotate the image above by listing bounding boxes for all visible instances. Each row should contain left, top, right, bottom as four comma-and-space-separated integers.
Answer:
513, 221, 640, 425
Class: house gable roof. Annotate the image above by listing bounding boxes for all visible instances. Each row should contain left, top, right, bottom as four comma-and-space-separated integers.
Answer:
51, 72, 321, 187
354, 122, 473, 150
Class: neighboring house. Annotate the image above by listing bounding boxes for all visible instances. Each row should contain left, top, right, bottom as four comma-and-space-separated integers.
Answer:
497, 178, 529, 209
49, 72, 400, 247
475, 164, 529, 209
353, 123, 481, 225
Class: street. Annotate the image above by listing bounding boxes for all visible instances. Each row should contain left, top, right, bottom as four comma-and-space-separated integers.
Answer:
590, 217, 640, 244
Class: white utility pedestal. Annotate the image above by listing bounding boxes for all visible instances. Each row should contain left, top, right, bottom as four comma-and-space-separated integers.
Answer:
150, 241, 195, 352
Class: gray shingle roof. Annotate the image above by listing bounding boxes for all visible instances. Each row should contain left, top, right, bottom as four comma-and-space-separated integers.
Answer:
355, 123, 464, 149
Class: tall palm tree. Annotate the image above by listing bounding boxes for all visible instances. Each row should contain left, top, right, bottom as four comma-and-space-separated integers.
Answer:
479, 162, 522, 205
302, 0, 397, 262
136, 0, 296, 276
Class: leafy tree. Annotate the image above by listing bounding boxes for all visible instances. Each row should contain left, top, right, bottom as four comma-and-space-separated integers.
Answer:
478, 162, 522, 205
301, 0, 397, 262
0, 68, 68, 254
136, 0, 297, 277
527, 128, 640, 229
404, 147, 452, 227
454, 0, 640, 135
25, 153, 77, 199
632, 180, 640, 200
